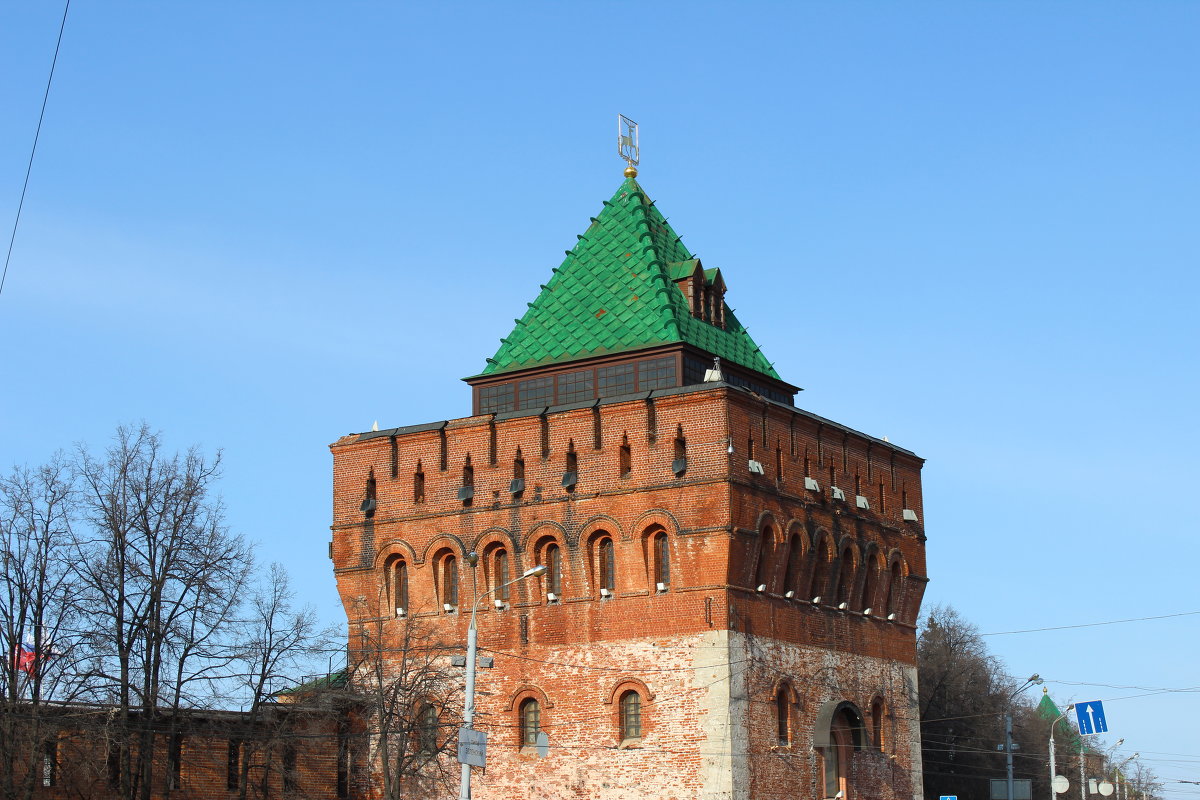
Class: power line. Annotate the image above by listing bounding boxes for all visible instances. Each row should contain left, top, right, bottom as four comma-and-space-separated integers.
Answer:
1, 0, 71, 302
981, 610, 1200, 637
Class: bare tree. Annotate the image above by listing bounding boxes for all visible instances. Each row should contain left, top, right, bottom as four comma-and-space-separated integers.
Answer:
0, 457, 83, 800
72, 424, 252, 800
919, 605, 1023, 800
348, 596, 460, 800
230, 562, 338, 800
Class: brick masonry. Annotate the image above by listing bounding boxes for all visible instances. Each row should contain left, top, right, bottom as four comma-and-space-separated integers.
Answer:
330, 382, 928, 799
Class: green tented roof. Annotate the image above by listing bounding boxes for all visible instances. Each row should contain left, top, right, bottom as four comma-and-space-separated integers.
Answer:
476, 177, 779, 379
1036, 691, 1094, 754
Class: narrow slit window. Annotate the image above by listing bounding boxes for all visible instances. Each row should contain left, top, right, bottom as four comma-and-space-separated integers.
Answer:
283, 744, 298, 793
599, 537, 615, 592
227, 740, 241, 791
390, 560, 409, 613
419, 704, 438, 754
520, 698, 541, 746
495, 549, 510, 601
42, 740, 57, 787
619, 434, 632, 478
443, 554, 458, 608
361, 469, 377, 518
620, 690, 642, 740
546, 543, 562, 595
653, 532, 670, 588
776, 687, 790, 746
414, 461, 425, 503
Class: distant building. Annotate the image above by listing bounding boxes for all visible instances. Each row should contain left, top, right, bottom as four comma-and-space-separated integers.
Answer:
330, 163, 929, 800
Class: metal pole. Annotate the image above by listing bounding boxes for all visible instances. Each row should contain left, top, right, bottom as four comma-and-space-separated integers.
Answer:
458, 559, 546, 800
1049, 704, 1074, 800
1079, 741, 1086, 800
1002, 675, 1041, 800
1049, 731, 1057, 800
1006, 712, 1016, 800
459, 561, 480, 800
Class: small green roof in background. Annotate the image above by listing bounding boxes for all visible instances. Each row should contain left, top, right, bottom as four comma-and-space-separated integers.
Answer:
476, 177, 780, 380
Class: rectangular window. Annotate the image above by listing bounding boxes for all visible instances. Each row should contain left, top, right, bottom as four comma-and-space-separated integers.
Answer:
556, 369, 594, 404
638, 357, 676, 390
517, 376, 554, 409
479, 383, 515, 414
683, 357, 707, 386
597, 363, 636, 397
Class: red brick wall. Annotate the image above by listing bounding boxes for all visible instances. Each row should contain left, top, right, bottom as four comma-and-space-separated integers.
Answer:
330, 384, 928, 800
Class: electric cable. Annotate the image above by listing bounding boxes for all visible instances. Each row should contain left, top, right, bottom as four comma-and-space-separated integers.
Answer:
1, 0, 71, 301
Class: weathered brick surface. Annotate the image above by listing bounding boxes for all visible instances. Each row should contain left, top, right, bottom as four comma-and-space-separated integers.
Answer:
331, 384, 928, 799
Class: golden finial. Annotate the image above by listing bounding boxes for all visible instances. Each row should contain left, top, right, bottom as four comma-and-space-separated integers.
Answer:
618, 114, 639, 176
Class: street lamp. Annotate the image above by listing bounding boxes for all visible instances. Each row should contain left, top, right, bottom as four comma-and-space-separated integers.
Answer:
1048, 699, 1075, 800
459, 553, 547, 800
1105, 752, 1138, 800
1003, 674, 1042, 800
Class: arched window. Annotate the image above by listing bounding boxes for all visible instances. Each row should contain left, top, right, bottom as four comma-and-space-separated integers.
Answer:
442, 554, 458, 609
775, 685, 791, 746
387, 557, 408, 615
417, 703, 438, 754
545, 543, 562, 596
598, 537, 615, 593
652, 531, 670, 589
823, 709, 855, 799
519, 698, 541, 747
619, 690, 642, 741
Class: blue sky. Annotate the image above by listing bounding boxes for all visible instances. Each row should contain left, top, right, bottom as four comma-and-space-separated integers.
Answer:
2, 1, 1197, 790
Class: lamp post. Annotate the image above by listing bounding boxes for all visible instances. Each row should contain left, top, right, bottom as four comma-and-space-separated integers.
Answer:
1004, 674, 1042, 800
1107, 752, 1138, 800
1048, 700, 1075, 800
459, 553, 547, 800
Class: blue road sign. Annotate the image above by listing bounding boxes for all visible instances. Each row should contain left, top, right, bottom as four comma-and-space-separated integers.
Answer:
940, 796, 958, 800
1076, 701, 1108, 735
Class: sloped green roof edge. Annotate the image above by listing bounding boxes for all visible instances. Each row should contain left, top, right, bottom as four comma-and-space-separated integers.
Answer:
1036, 691, 1095, 754
476, 177, 780, 380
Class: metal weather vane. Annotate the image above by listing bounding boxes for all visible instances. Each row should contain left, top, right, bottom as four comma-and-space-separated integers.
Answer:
618, 114, 639, 176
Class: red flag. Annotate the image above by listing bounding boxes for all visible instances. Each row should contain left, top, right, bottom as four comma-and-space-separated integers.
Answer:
13, 643, 36, 674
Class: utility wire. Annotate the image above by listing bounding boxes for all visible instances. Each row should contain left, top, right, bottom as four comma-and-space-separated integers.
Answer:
981, 610, 1200, 637
1, 0, 71, 301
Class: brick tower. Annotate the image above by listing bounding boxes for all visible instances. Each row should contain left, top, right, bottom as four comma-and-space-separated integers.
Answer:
330, 164, 928, 800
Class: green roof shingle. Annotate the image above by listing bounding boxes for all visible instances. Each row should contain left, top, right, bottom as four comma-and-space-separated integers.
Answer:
476, 176, 780, 380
